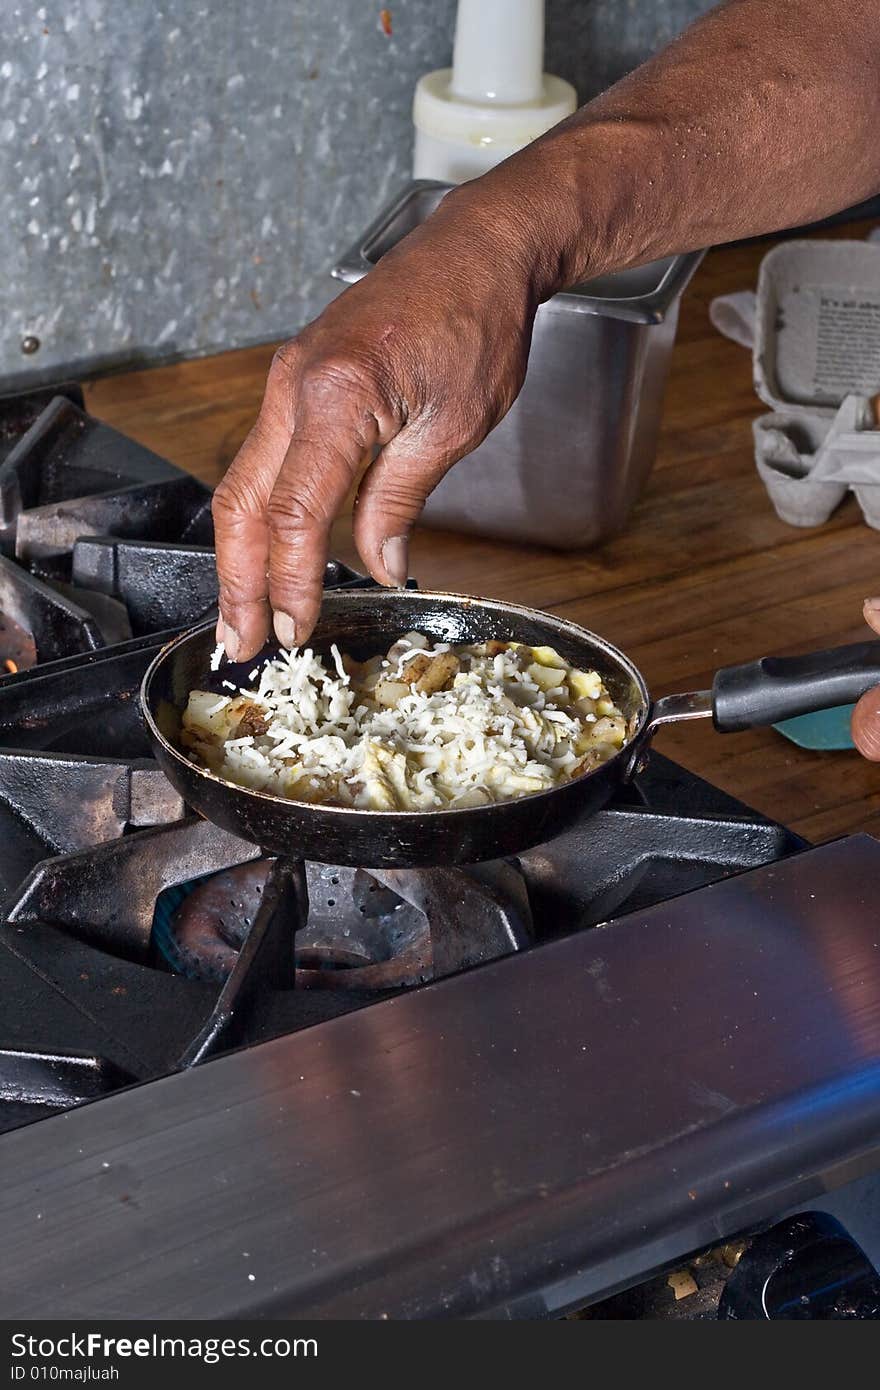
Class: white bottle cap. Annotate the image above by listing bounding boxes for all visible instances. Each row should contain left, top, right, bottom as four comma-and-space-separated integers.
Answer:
413, 0, 577, 183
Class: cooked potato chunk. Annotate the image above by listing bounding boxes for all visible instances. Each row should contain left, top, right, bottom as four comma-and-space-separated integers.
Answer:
569, 668, 604, 701
592, 714, 627, 743
400, 651, 432, 685
527, 661, 566, 692
529, 645, 565, 668
374, 679, 412, 708
413, 650, 460, 695
183, 690, 233, 739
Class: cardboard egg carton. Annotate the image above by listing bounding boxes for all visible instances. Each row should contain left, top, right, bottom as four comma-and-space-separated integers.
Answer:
712, 238, 880, 527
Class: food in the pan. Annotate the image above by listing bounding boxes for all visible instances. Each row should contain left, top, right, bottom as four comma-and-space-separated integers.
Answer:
181, 633, 628, 810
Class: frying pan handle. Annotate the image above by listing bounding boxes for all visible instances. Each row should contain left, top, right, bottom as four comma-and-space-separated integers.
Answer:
626, 690, 713, 776
636, 639, 880, 762
711, 639, 880, 733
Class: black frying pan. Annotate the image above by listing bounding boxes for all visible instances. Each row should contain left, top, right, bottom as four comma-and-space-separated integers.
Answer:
140, 589, 880, 868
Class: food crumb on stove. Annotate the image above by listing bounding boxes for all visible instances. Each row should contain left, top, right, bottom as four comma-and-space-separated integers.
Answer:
248, 1273, 255, 1281
350, 1089, 361, 1097
667, 1269, 698, 1300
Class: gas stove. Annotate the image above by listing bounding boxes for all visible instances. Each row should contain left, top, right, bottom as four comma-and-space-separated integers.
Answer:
1, 386, 880, 1321
0, 648, 807, 1129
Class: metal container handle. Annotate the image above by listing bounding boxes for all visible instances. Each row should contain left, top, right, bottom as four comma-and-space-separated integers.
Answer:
331, 180, 450, 285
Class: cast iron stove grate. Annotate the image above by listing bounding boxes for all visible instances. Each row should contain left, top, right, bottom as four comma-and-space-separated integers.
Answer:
0, 379, 808, 1139
0, 381, 219, 668
0, 624, 806, 1135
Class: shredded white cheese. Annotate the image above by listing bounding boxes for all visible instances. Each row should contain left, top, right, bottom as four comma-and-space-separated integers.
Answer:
182, 636, 627, 811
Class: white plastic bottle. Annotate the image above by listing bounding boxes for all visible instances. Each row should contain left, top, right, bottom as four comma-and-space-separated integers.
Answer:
413, 0, 577, 183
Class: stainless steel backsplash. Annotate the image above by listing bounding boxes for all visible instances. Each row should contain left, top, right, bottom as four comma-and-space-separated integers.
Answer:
0, 0, 711, 390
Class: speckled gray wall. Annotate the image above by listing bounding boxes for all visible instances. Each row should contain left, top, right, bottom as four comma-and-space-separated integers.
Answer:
0, 0, 713, 390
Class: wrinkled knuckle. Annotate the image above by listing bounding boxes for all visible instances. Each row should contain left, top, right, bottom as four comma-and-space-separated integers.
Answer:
211, 478, 241, 520
368, 476, 426, 513
213, 544, 263, 600
268, 486, 324, 535
300, 352, 376, 405
212, 474, 257, 522
218, 573, 260, 605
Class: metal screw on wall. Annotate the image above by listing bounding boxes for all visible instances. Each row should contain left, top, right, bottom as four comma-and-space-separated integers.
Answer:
20, 335, 40, 355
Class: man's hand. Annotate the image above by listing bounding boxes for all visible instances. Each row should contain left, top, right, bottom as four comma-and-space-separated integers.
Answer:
852, 600, 880, 760
211, 187, 541, 660
212, 0, 880, 662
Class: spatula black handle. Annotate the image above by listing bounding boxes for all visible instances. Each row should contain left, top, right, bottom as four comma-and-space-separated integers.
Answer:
712, 640, 880, 733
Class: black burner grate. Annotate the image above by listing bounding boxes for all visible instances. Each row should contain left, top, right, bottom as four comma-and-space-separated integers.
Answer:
0, 383, 216, 672
0, 380, 810, 1140
0, 615, 807, 1136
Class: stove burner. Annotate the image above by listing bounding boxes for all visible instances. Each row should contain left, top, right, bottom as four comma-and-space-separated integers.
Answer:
161, 861, 269, 980
159, 858, 532, 991
295, 864, 433, 989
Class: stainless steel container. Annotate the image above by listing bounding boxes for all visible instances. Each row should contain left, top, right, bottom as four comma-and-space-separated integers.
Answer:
332, 181, 702, 548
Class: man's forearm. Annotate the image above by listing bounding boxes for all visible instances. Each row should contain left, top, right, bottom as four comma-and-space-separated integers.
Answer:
213, 0, 880, 663
464, 0, 880, 298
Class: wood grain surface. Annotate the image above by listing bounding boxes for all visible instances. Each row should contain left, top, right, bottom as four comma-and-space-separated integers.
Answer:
84, 221, 880, 843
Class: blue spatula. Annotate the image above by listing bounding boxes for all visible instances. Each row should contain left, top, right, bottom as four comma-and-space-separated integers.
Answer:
773, 704, 855, 750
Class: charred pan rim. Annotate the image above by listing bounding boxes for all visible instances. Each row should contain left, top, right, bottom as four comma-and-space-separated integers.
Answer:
139, 593, 652, 819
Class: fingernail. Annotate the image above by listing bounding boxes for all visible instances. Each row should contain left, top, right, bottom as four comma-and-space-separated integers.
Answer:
222, 623, 243, 662
381, 534, 409, 588
273, 611, 297, 649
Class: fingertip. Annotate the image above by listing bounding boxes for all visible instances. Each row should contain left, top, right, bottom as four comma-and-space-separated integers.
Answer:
273, 611, 297, 649
351, 444, 428, 589
267, 574, 322, 649
221, 623, 244, 663
356, 541, 401, 591
218, 601, 270, 664
352, 494, 413, 588
851, 687, 880, 760
864, 598, 880, 635
380, 534, 409, 588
